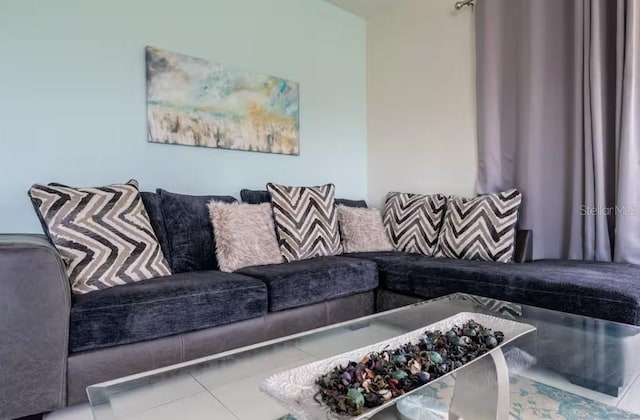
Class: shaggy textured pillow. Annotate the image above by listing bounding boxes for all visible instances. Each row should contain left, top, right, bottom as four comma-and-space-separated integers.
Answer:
338, 205, 394, 253
208, 202, 283, 272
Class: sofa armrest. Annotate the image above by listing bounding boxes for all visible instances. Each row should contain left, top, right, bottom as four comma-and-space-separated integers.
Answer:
513, 230, 533, 263
0, 234, 70, 419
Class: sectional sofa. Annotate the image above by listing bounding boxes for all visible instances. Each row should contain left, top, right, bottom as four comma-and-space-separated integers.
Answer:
2, 189, 640, 419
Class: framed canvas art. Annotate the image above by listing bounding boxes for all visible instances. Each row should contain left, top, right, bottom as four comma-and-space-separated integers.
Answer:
146, 46, 300, 155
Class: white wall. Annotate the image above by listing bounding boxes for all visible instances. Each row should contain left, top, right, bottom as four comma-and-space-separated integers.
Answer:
367, 0, 477, 208
0, 0, 366, 233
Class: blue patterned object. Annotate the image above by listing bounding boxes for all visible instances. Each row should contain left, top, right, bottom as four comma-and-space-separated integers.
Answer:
398, 375, 639, 420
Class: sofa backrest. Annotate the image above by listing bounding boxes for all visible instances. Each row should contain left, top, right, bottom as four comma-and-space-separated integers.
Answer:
239, 189, 368, 208
140, 191, 171, 266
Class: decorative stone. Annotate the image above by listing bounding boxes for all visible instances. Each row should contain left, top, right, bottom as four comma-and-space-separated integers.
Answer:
393, 354, 408, 365
449, 335, 464, 346
463, 327, 477, 337
363, 392, 382, 408
347, 388, 365, 408
428, 351, 443, 364
391, 370, 408, 380
485, 336, 498, 349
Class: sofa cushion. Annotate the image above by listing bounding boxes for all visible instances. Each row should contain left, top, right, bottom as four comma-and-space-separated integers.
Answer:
336, 198, 368, 208
436, 189, 523, 263
28, 180, 171, 294
344, 251, 425, 270
337, 205, 394, 253
208, 201, 283, 272
240, 188, 367, 208
140, 191, 171, 265
69, 271, 267, 353
267, 183, 342, 262
236, 256, 378, 312
347, 252, 640, 325
382, 192, 448, 256
157, 189, 236, 273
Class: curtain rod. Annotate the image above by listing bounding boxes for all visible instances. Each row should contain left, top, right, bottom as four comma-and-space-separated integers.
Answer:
455, 0, 476, 10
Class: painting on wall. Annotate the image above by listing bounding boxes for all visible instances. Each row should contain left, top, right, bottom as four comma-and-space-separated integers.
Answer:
145, 46, 300, 155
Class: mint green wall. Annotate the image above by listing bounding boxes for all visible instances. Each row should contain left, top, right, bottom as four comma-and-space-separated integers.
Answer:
0, 0, 366, 233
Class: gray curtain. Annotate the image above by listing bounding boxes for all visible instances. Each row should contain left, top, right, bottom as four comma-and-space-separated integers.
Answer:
476, 0, 640, 263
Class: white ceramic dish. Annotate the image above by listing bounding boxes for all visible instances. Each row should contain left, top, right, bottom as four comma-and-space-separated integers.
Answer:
260, 312, 536, 420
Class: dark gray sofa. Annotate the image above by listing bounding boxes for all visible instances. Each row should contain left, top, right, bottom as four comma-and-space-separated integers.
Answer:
0, 233, 377, 419
1, 189, 639, 419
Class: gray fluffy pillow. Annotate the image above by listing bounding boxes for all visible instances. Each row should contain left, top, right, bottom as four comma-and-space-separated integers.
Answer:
337, 205, 394, 253
208, 202, 283, 272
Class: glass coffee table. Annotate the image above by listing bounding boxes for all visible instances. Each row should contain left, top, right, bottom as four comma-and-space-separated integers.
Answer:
87, 293, 640, 419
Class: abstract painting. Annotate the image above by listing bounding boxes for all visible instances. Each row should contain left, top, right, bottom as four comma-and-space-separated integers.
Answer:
145, 46, 299, 155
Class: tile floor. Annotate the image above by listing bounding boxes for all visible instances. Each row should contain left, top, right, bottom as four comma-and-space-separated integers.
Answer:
44, 322, 640, 420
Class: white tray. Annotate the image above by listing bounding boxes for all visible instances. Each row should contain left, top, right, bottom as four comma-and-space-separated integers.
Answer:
260, 312, 536, 420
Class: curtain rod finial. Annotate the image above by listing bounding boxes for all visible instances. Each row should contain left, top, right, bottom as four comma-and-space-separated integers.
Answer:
455, 0, 476, 11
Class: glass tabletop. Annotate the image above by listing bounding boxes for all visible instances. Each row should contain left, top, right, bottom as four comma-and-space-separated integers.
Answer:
87, 293, 640, 419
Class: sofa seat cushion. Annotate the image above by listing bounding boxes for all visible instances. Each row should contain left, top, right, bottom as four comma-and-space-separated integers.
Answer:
348, 253, 640, 325
69, 271, 268, 353
236, 256, 378, 312
344, 251, 425, 270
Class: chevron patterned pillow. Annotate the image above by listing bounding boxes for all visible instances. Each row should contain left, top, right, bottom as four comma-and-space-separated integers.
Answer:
266, 183, 341, 262
28, 180, 172, 294
436, 189, 523, 263
383, 192, 448, 255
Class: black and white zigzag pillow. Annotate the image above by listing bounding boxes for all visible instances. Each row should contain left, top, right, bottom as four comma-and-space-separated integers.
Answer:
383, 192, 448, 256
436, 189, 523, 263
28, 180, 172, 294
267, 183, 341, 262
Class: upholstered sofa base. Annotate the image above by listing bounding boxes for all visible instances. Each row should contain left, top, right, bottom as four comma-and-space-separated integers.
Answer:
66, 291, 374, 405
376, 288, 425, 312
69, 288, 632, 405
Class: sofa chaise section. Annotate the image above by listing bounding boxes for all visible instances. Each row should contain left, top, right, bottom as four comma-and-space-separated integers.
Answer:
349, 252, 640, 325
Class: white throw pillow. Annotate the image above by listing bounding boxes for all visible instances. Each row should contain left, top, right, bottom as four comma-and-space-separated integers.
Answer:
338, 205, 394, 253
208, 202, 283, 272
